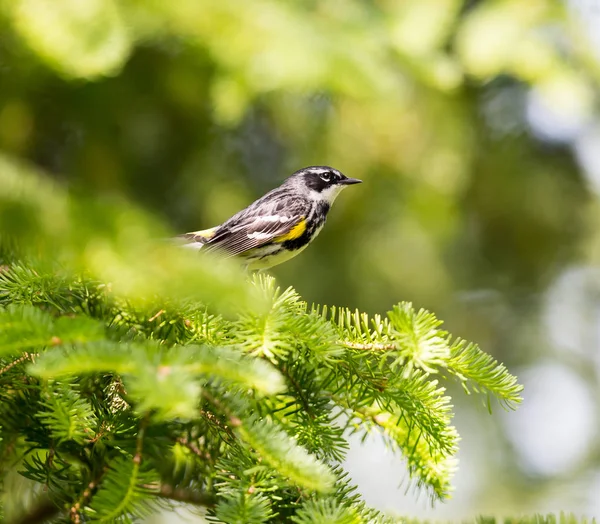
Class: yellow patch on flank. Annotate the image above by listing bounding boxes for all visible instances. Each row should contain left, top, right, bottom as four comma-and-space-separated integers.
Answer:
190, 227, 217, 240
275, 218, 307, 242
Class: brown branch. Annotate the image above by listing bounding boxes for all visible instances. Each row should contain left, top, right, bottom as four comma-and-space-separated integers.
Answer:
11, 497, 62, 524
340, 341, 396, 351
279, 364, 314, 420
134, 413, 150, 465
176, 436, 211, 460
0, 352, 39, 375
148, 309, 165, 322
69, 466, 109, 524
148, 483, 216, 507
86, 421, 109, 444
199, 408, 237, 441
201, 390, 241, 433
70, 416, 149, 522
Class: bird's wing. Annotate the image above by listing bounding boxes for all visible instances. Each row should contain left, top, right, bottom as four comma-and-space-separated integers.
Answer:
178, 227, 219, 243
175, 227, 219, 250
203, 196, 309, 257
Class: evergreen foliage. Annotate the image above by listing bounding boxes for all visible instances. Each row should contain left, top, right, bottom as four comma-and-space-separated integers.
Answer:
0, 156, 529, 522
0, 1, 596, 520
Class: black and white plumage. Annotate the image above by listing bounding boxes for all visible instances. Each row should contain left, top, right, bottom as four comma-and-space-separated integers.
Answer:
178, 166, 362, 271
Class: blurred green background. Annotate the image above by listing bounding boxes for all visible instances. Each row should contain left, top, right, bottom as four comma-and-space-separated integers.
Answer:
1, 0, 600, 519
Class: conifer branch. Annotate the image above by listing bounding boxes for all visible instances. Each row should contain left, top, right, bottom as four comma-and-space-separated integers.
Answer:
148, 309, 166, 322
235, 415, 336, 493
340, 341, 397, 351
134, 414, 150, 465
447, 338, 523, 409
201, 389, 243, 431
69, 466, 109, 523
11, 497, 62, 524
151, 484, 216, 506
0, 251, 523, 519
199, 408, 238, 441
0, 352, 37, 375
280, 364, 315, 420
176, 436, 205, 458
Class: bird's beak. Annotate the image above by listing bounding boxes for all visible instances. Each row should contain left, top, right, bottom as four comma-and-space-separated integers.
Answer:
340, 177, 362, 185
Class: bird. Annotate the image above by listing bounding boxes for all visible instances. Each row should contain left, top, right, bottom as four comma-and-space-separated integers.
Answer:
177, 166, 362, 271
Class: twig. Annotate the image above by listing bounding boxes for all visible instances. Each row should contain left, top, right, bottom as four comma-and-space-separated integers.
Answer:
0, 352, 39, 375
69, 466, 109, 523
340, 341, 396, 351
11, 497, 61, 524
201, 390, 241, 434
134, 414, 150, 465
86, 421, 109, 444
148, 309, 165, 322
148, 483, 216, 507
199, 408, 237, 441
176, 436, 205, 458
279, 364, 314, 420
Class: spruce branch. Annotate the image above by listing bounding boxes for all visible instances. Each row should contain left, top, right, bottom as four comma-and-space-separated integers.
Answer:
10, 496, 62, 524
235, 415, 336, 493
291, 498, 361, 524
86, 415, 158, 521
151, 483, 216, 506
36, 381, 98, 445
447, 338, 523, 410
235, 276, 343, 364
0, 352, 38, 375
214, 491, 276, 524
147, 309, 166, 322
279, 363, 316, 420
30, 340, 285, 420
340, 341, 396, 351
198, 408, 238, 442
264, 361, 349, 463
69, 466, 109, 524
0, 304, 104, 357
331, 387, 456, 500
325, 301, 522, 410
201, 389, 243, 432
0, 256, 523, 518
387, 304, 450, 374
175, 436, 205, 458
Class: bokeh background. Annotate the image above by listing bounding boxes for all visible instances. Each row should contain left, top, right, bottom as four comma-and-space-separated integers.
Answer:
1, 0, 600, 520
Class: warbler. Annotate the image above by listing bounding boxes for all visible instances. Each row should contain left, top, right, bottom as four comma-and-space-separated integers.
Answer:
178, 166, 362, 271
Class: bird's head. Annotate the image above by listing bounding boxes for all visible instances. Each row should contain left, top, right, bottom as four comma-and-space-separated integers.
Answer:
286, 166, 362, 203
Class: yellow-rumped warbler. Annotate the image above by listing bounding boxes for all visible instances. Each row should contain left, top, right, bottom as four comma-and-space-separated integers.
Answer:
178, 166, 362, 271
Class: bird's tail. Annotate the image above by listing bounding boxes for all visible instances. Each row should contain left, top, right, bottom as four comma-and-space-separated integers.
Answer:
176, 227, 218, 250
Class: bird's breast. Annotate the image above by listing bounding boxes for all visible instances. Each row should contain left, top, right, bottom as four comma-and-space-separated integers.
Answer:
281, 205, 328, 251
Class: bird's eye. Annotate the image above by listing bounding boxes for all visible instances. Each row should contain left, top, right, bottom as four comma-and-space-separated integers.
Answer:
320, 173, 332, 182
